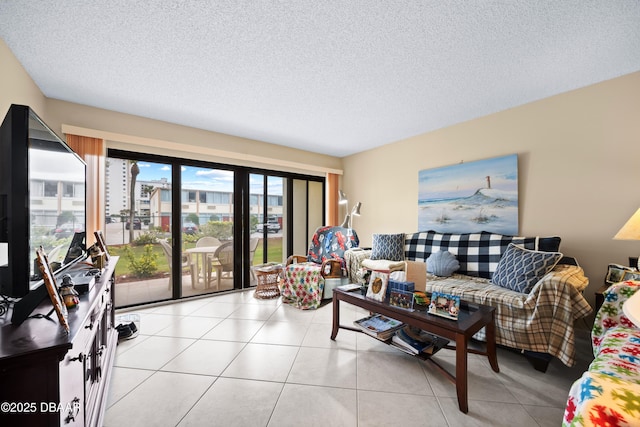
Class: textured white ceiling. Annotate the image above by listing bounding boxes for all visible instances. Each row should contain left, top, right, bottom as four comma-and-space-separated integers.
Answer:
1, 1, 639, 157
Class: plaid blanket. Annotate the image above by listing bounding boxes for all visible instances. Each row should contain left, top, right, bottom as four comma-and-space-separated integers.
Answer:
427, 264, 591, 366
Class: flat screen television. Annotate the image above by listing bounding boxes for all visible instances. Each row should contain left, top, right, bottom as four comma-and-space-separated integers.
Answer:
0, 105, 86, 319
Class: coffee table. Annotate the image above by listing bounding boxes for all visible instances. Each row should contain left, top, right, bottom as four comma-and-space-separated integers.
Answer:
331, 288, 499, 413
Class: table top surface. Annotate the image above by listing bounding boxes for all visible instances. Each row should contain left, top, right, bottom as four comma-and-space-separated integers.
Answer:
185, 246, 219, 253
254, 263, 283, 272
334, 287, 494, 333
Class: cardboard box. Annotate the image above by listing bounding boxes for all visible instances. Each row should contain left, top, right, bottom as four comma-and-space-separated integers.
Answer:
405, 261, 427, 292
387, 280, 415, 296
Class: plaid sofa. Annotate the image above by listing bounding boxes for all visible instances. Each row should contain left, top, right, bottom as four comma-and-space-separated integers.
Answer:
344, 230, 592, 368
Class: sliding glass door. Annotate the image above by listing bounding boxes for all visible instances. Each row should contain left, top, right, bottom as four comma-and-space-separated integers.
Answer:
104, 157, 175, 306
250, 174, 285, 278
107, 150, 324, 308
181, 166, 235, 293
290, 179, 324, 255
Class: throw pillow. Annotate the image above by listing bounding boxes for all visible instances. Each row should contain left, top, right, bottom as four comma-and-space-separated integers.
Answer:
426, 250, 460, 277
370, 233, 405, 261
491, 243, 563, 293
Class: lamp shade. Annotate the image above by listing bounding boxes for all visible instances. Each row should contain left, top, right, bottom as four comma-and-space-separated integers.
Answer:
614, 208, 640, 240
352, 202, 361, 216
338, 190, 348, 205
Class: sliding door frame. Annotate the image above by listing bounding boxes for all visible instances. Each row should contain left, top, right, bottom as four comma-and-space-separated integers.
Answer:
108, 149, 325, 300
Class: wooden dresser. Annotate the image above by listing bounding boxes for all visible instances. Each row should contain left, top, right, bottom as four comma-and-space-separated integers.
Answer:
0, 257, 118, 426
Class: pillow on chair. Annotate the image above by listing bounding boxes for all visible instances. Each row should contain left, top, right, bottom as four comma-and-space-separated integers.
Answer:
370, 233, 405, 261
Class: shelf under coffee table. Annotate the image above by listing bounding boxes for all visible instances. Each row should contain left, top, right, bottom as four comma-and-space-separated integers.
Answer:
331, 288, 499, 413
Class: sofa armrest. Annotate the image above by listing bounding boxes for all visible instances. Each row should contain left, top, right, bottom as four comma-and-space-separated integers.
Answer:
286, 255, 309, 265
525, 264, 590, 300
592, 280, 640, 353
320, 259, 343, 278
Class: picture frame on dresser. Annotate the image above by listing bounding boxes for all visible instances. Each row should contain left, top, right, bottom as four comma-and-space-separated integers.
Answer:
605, 263, 633, 284
35, 246, 70, 333
622, 270, 640, 282
94, 229, 110, 262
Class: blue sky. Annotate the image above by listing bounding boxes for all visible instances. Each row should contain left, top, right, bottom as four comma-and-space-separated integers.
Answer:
136, 162, 283, 195
418, 154, 517, 201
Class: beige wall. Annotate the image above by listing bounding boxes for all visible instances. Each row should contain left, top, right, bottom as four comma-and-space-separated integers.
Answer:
45, 98, 342, 176
0, 39, 46, 122
342, 71, 640, 306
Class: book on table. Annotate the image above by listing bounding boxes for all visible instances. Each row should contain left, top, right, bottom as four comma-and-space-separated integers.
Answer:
336, 283, 362, 292
354, 314, 404, 340
391, 326, 449, 355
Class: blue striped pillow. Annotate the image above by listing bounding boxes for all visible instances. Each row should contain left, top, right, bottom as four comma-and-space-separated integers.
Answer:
491, 243, 563, 293
370, 233, 405, 261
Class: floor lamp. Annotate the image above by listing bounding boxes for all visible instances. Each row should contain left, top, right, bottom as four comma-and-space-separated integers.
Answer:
338, 191, 362, 229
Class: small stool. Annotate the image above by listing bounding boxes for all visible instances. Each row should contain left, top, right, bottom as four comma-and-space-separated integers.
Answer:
254, 263, 283, 299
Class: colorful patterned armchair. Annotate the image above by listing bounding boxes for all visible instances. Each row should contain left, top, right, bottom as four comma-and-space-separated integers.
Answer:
563, 280, 640, 426
280, 226, 359, 309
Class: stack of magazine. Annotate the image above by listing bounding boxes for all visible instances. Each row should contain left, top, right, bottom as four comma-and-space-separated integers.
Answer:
353, 314, 404, 340
391, 326, 449, 355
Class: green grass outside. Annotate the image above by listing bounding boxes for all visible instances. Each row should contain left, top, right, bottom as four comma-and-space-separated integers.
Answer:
109, 237, 283, 278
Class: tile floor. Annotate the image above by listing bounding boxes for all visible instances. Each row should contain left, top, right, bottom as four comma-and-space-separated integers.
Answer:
105, 290, 593, 427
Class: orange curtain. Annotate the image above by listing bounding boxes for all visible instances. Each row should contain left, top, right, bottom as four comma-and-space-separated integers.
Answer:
65, 135, 106, 246
327, 173, 339, 226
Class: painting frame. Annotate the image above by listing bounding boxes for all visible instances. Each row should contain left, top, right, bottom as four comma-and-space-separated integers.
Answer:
418, 154, 519, 234
35, 246, 70, 333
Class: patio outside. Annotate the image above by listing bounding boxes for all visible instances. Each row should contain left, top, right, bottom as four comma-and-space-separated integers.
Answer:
104, 221, 283, 307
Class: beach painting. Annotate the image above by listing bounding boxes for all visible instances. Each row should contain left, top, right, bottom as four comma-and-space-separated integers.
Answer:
418, 154, 518, 235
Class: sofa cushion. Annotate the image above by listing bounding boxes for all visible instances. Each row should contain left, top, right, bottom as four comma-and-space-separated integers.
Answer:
361, 258, 405, 272
426, 250, 460, 277
370, 233, 405, 261
405, 230, 539, 278
491, 243, 563, 293
538, 236, 561, 252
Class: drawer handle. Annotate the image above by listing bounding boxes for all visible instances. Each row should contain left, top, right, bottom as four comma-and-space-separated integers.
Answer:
96, 345, 106, 357
64, 397, 81, 424
69, 353, 85, 363
85, 322, 94, 330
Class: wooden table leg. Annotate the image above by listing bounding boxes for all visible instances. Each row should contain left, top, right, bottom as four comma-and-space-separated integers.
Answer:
331, 293, 339, 340
486, 313, 500, 373
456, 333, 469, 413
